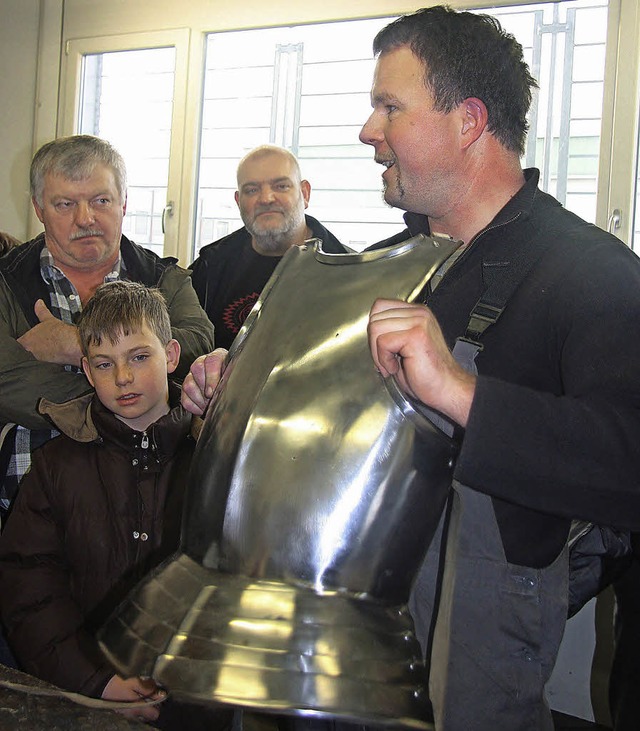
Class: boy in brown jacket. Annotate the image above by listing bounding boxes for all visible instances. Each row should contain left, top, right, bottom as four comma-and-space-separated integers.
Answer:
0, 281, 228, 729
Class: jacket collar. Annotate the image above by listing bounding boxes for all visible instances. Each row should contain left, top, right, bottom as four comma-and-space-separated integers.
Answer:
119, 234, 178, 286
38, 382, 194, 462
304, 215, 345, 254
0, 234, 179, 328
38, 389, 97, 443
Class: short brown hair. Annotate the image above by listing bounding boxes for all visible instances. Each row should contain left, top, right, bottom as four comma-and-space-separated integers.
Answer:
78, 281, 171, 355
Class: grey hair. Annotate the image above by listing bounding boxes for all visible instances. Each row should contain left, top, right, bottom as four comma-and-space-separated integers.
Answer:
30, 135, 127, 207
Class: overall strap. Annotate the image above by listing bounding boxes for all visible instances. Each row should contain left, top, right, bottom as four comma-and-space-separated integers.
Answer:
458, 219, 557, 351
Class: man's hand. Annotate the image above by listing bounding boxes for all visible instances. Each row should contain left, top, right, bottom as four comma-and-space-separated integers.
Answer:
17, 299, 83, 366
101, 674, 165, 723
181, 348, 228, 416
368, 298, 476, 428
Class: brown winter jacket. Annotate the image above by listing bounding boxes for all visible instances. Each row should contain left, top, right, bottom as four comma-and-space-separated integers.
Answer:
0, 386, 197, 697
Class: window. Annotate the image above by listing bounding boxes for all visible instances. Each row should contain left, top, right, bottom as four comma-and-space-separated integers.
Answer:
631, 93, 640, 249
194, 17, 400, 257
62, 30, 191, 259
493, 0, 608, 222
193, 0, 608, 259
60, 1, 640, 259
78, 47, 175, 257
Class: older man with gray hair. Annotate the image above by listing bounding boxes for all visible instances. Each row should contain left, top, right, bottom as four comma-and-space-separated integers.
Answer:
0, 134, 214, 519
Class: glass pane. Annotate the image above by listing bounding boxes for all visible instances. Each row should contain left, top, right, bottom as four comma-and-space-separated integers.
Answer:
195, 17, 401, 257
78, 47, 176, 257
632, 109, 640, 251
194, 0, 608, 258
490, 0, 608, 223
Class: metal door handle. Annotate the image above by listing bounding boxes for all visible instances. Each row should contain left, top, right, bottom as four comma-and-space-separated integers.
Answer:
162, 201, 174, 234
608, 208, 621, 234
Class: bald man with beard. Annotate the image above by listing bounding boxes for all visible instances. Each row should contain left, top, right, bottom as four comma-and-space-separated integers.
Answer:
190, 145, 345, 350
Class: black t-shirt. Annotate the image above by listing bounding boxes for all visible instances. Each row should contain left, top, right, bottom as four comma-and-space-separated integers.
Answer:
190, 216, 344, 350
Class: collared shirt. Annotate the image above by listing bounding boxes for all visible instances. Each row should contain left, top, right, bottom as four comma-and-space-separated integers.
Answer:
0, 247, 124, 517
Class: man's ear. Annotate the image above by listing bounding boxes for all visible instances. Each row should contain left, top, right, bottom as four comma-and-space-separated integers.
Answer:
460, 97, 488, 149
32, 197, 45, 224
81, 356, 95, 387
165, 339, 181, 374
301, 180, 311, 209
234, 191, 240, 208
121, 192, 127, 217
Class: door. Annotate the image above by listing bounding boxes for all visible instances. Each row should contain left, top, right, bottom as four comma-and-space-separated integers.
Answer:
59, 29, 191, 259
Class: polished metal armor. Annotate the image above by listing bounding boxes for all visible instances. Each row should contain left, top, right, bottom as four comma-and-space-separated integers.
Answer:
99, 235, 461, 729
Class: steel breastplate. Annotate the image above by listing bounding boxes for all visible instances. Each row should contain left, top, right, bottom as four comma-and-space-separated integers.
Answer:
100, 234, 461, 729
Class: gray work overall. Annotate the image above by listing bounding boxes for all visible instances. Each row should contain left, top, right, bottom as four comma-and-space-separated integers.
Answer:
409, 340, 570, 731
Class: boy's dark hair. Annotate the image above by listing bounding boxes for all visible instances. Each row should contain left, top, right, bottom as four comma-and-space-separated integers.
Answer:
373, 5, 538, 156
78, 281, 172, 355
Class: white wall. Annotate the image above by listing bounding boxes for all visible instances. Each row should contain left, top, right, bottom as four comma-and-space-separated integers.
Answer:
0, 0, 40, 240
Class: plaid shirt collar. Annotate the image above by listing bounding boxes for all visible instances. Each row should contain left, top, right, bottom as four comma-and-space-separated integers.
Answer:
39, 244, 125, 324
39, 244, 124, 285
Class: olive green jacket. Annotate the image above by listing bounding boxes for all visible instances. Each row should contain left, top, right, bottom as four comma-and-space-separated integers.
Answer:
0, 233, 214, 431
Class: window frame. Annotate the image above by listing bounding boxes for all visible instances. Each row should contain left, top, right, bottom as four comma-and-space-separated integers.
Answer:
52, 0, 640, 263
59, 28, 194, 261
596, 0, 640, 245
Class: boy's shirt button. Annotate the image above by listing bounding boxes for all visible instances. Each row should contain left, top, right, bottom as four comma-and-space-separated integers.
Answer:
133, 531, 140, 539
140, 532, 149, 542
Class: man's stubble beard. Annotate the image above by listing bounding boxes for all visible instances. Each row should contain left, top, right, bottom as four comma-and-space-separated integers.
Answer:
246, 205, 306, 255
382, 166, 406, 210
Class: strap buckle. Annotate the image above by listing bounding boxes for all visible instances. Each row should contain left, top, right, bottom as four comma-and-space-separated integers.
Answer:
464, 303, 504, 344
